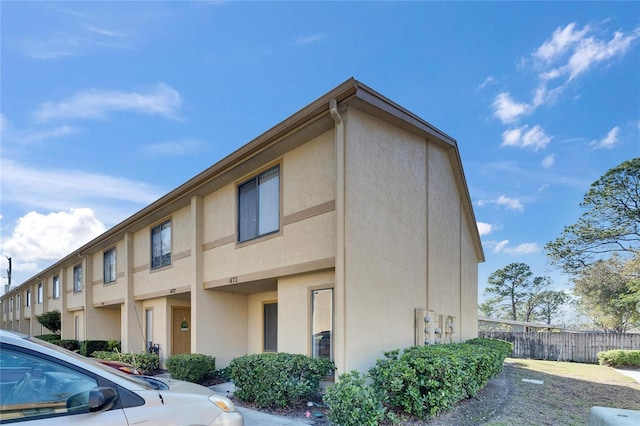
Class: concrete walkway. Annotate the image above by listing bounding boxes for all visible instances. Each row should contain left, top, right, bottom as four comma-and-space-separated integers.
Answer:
210, 382, 314, 426
614, 368, 640, 383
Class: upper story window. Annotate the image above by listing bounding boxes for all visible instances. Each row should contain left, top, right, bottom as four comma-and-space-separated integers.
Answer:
151, 220, 172, 269
104, 248, 116, 283
37, 283, 43, 304
9, 297, 13, 312
16, 294, 20, 311
238, 165, 280, 243
26, 290, 31, 307
52, 276, 60, 299
73, 264, 83, 293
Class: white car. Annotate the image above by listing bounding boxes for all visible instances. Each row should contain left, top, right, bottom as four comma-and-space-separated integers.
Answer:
0, 330, 243, 425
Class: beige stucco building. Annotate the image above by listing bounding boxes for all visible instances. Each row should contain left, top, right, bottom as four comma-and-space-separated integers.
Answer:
1, 79, 484, 374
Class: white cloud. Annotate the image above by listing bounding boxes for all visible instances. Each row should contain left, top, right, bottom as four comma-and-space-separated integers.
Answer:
535, 23, 640, 81
143, 139, 209, 156
1, 209, 106, 262
590, 126, 620, 149
495, 195, 524, 211
477, 76, 497, 90
34, 83, 182, 122
477, 195, 524, 212
542, 154, 556, 168
490, 240, 540, 255
492, 92, 532, 124
534, 23, 590, 63
477, 222, 493, 236
1, 159, 163, 212
492, 23, 639, 125
501, 125, 552, 151
0, 115, 78, 144
295, 34, 327, 45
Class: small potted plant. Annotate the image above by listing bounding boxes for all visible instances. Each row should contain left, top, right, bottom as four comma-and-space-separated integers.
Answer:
180, 319, 189, 331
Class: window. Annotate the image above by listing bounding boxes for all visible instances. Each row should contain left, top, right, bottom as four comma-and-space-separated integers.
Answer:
73, 265, 83, 293
145, 308, 153, 351
151, 220, 171, 269
37, 283, 43, 304
103, 248, 116, 283
9, 298, 13, 312
0, 346, 98, 420
311, 289, 333, 361
53, 276, 60, 299
263, 302, 278, 352
16, 294, 20, 311
26, 290, 31, 307
238, 166, 280, 243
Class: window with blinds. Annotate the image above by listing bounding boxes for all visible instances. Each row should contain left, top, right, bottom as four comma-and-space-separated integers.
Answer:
238, 165, 280, 243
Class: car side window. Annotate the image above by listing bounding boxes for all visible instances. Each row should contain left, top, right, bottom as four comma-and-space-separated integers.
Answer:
0, 347, 98, 422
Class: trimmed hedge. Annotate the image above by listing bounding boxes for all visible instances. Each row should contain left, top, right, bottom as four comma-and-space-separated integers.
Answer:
92, 350, 159, 374
80, 340, 110, 357
229, 353, 334, 408
56, 339, 81, 352
597, 350, 640, 368
325, 338, 512, 421
166, 353, 216, 383
34, 334, 60, 343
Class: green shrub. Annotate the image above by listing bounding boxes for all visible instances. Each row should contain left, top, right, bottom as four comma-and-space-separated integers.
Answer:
34, 334, 60, 343
92, 350, 159, 374
368, 339, 510, 420
107, 340, 121, 352
55, 339, 80, 351
166, 353, 216, 383
598, 350, 640, 368
324, 371, 389, 426
229, 353, 334, 408
80, 340, 110, 357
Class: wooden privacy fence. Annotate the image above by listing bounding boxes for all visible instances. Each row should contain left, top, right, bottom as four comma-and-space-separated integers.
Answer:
479, 331, 640, 364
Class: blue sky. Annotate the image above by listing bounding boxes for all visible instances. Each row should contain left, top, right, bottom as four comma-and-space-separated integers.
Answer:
1, 2, 639, 322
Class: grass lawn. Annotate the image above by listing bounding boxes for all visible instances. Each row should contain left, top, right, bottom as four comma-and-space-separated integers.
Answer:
485, 358, 640, 426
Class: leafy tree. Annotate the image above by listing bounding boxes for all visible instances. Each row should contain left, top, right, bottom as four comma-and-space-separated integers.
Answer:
517, 276, 549, 322
546, 158, 640, 274
478, 297, 502, 318
572, 255, 640, 334
485, 263, 550, 321
536, 290, 570, 325
36, 310, 61, 335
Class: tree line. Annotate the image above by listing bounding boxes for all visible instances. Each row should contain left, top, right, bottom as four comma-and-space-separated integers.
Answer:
480, 158, 640, 334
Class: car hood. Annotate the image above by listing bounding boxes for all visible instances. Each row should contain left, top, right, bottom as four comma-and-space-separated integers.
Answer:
153, 376, 214, 396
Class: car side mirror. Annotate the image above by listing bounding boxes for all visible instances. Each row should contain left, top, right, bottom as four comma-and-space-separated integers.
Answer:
88, 387, 118, 412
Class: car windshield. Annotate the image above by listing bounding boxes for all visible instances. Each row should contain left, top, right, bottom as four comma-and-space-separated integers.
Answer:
28, 335, 155, 390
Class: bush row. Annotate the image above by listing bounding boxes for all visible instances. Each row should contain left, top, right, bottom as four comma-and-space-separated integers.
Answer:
597, 349, 640, 368
325, 338, 512, 425
34, 336, 121, 355
92, 350, 160, 374
229, 353, 334, 408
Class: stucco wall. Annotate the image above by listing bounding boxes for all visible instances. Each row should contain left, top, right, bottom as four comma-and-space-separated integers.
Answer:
343, 107, 429, 372
202, 131, 336, 287
277, 270, 335, 356
132, 206, 193, 299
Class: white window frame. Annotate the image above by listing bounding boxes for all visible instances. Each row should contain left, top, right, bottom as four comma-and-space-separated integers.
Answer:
26, 290, 31, 307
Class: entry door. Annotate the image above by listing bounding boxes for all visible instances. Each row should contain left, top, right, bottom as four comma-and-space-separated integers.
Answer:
172, 307, 191, 355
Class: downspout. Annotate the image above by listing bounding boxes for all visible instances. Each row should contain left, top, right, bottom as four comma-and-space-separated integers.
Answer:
330, 99, 346, 375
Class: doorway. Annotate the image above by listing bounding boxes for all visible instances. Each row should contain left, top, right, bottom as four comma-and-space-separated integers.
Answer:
172, 307, 191, 355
